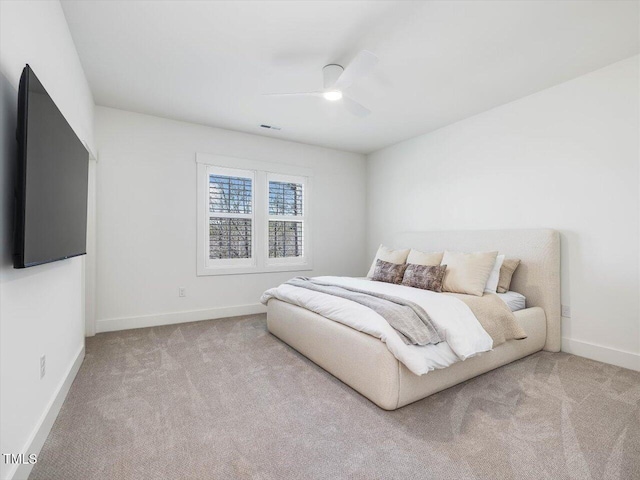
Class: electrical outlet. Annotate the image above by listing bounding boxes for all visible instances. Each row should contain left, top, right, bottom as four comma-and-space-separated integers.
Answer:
561, 305, 571, 318
178, 287, 186, 298
40, 355, 46, 379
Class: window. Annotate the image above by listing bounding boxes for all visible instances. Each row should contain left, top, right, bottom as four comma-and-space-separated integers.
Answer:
268, 174, 305, 263
207, 168, 254, 266
197, 154, 312, 275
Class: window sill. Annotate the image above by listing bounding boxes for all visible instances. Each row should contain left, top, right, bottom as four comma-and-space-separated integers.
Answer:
197, 262, 313, 277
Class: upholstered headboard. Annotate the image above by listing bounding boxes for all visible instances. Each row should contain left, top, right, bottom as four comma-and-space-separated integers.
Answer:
392, 229, 561, 352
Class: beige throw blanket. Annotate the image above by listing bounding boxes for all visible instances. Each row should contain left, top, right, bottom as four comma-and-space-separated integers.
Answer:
444, 292, 527, 346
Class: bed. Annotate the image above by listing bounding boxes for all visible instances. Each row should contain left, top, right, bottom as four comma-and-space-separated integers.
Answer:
265, 229, 561, 410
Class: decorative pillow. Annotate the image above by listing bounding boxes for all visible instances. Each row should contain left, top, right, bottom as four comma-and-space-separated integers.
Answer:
441, 251, 498, 296
406, 249, 444, 266
497, 258, 521, 293
402, 264, 447, 292
371, 259, 407, 284
484, 254, 505, 294
366, 245, 410, 278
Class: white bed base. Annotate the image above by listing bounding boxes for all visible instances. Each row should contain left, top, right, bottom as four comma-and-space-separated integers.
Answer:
266, 229, 560, 410
268, 300, 546, 410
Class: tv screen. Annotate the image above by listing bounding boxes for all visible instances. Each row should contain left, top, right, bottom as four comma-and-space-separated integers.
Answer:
14, 65, 89, 268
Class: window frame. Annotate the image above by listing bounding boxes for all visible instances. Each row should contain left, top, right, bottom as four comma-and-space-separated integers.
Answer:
196, 153, 313, 276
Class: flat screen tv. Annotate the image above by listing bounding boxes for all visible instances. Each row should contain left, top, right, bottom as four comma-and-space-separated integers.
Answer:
14, 65, 89, 268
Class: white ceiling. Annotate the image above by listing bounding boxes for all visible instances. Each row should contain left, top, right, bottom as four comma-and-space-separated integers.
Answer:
61, 0, 639, 154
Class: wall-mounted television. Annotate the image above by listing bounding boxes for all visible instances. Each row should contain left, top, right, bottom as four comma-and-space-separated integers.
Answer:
14, 65, 89, 268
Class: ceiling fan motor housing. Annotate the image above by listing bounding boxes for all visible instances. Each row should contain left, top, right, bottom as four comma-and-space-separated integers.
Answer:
323, 64, 344, 89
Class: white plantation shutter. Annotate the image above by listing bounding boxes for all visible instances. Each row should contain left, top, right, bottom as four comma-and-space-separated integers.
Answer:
206, 167, 254, 266
267, 174, 306, 261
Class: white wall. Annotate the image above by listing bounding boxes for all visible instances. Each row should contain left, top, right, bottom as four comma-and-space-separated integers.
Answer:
0, 2, 95, 479
94, 107, 366, 332
367, 56, 640, 370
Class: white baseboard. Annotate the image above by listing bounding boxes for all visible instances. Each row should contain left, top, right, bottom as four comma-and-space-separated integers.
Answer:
96, 303, 267, 333
9, 345, 85, 480
562, 337, 640, 371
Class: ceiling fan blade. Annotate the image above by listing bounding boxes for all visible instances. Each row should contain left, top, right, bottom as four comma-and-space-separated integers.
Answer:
342, 95, 371, 117
262, 91, 323, 97
333, 50, 379, 90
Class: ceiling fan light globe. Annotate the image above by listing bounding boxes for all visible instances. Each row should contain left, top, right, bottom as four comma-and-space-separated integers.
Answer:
323, 91, 343, 101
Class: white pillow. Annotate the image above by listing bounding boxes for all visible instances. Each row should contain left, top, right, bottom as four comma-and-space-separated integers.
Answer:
441, 251, 498, 296
406, 249, 444, 266
484, 254, 505, 294
366, 245, 410, 278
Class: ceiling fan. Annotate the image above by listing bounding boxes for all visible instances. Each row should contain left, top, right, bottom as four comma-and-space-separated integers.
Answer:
264, 50, 378, 117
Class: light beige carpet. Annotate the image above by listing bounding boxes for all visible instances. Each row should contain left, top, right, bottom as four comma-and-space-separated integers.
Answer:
30, 314, 639, 480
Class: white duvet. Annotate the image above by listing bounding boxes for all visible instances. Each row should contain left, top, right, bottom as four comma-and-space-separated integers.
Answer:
261, 276, 494, 376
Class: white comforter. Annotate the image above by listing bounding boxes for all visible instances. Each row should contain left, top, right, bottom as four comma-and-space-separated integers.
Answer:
261, 276, 493, 376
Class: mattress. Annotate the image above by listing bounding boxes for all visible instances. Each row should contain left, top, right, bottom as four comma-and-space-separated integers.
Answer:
497, 291, 526, 312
